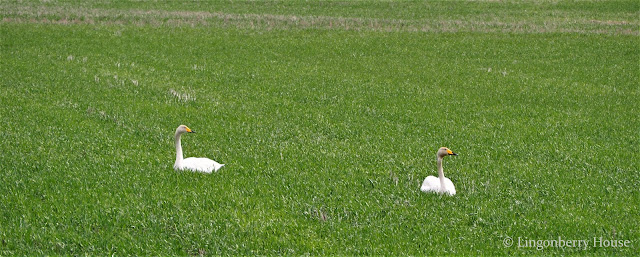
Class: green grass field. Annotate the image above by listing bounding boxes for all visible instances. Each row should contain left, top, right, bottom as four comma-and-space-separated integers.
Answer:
1, 0, 639, 255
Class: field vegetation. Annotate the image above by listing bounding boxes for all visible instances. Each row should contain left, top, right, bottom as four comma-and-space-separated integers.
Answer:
1, 0, 638, 255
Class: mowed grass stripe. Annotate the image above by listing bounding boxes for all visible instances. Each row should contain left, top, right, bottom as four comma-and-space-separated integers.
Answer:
2, 1, 638, 34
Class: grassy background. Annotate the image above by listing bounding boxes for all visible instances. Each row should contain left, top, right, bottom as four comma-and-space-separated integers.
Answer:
1, 0, 639, 255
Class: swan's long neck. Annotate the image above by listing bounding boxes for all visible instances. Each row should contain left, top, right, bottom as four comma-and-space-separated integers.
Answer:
174, 132, 183, 169
437, 156, 445, 189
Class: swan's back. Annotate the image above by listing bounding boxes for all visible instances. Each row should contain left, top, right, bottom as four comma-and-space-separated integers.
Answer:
182, 157, 224, 173
421, 176, 456, 195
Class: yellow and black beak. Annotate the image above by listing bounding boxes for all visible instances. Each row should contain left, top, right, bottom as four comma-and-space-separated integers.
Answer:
447, 149, 457, 156
186, 127, 196, 133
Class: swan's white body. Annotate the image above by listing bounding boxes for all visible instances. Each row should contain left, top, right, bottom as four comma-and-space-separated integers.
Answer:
178, 157, 224, 173
420, 147, 457, 195
174, 125, 224, 173
421, 175, 456, 195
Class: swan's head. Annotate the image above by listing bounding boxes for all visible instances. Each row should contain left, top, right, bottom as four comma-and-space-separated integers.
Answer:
437, 147, 457, 158
176, 125, 196, 135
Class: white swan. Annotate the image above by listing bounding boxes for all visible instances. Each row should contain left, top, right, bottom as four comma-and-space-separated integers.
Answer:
421, 147, 457, 195
174, 125, 224, 173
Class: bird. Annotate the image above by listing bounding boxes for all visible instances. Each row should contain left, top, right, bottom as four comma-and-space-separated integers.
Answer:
173, 125, 224, 173
420, 147, 457, 195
